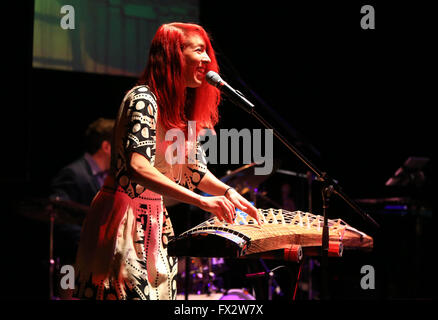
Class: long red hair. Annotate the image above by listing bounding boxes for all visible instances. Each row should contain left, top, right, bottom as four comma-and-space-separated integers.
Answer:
138, 22, 221, 135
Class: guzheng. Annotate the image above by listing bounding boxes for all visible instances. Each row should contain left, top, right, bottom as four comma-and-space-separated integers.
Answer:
168, 209, 373, 262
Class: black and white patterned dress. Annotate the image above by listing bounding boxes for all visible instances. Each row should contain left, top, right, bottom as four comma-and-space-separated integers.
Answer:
73, 86, 207, 300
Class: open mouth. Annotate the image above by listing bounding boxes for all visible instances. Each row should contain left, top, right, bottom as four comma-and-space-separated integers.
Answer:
196, 67, 206, 79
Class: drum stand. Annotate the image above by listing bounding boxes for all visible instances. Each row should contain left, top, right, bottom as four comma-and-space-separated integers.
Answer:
184, 257, 190, 300
47, 203, 59, 300
259, 259, 284, 300
47, 201, 66, 300
307, 171, 315, 300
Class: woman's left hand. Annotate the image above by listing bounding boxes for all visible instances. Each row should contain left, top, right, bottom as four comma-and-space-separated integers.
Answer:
225, 188, 261, 225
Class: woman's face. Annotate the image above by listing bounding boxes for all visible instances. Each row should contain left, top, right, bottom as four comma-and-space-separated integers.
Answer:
182, 33, 211, 88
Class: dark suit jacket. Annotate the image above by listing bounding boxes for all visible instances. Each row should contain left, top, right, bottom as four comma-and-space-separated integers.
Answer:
50, 155, 101, 206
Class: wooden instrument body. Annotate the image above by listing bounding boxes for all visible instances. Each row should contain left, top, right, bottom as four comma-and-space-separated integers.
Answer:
168, 209, 373, 261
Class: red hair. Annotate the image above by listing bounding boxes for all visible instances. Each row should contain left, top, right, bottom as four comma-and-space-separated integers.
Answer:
138, 22, 221, 135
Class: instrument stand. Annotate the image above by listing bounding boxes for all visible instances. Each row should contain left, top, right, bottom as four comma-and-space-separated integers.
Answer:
321, 184, 334, 300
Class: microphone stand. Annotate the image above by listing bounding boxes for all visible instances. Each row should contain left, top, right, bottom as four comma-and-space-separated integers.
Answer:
307, 170, 314, 300
225, 91, 380, 300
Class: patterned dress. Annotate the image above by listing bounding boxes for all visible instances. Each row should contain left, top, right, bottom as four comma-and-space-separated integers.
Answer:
73, 86, 207, 300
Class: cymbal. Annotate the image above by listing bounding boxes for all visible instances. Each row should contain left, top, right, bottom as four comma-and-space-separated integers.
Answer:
220, 163, 274, 195
17, 197, 89, 226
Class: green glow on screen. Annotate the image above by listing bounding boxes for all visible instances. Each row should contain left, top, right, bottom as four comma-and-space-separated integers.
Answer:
33, 0, 199, 77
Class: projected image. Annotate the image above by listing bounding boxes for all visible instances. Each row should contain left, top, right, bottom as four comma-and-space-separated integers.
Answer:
33, 0, 199, 77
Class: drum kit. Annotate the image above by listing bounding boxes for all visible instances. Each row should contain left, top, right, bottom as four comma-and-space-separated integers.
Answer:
17, 197, 89, 299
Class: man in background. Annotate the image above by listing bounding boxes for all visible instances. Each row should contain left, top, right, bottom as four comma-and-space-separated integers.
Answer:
49, 118, 115, 285
51, 118, 115, 206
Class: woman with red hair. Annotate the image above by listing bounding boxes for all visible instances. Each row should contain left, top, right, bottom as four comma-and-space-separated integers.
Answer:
72, 23, 259, 300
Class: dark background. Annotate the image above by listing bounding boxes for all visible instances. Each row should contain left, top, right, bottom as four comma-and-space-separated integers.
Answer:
2, 1, 435, 300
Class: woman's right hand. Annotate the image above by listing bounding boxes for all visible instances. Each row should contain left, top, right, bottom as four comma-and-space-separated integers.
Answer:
198, 196, 236, 224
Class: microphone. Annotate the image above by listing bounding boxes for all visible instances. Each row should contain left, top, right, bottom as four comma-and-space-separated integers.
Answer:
205, 71, 255, 113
